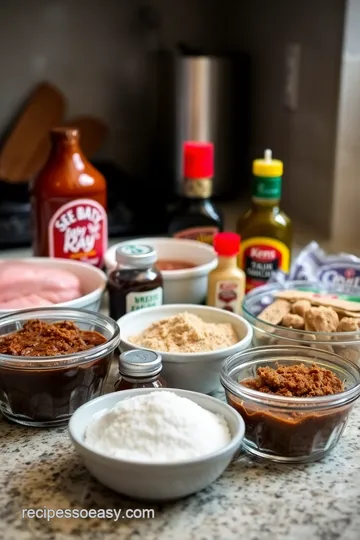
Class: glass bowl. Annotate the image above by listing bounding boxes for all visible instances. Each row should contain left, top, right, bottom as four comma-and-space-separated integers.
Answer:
0, 308, 120, 427
220, 345, 360, 463
242, 280, 360, 365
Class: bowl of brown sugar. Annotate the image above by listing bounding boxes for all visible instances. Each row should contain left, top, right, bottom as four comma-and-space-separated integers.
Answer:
221, 344, 360, 463
117, 304, 253, 394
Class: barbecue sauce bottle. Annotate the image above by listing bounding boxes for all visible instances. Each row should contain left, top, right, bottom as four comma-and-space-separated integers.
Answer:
168, 141, 223, 245
31, 127, 107, 267
236, 149, 292, 293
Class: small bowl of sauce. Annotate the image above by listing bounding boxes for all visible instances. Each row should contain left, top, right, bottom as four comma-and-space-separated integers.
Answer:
105, 238, 217, 304
0, 308, 120, 427
156, 260, 196, 271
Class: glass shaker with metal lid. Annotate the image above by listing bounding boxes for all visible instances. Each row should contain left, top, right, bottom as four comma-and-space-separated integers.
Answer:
108, 244, 163, 320
114, 349, 167, 391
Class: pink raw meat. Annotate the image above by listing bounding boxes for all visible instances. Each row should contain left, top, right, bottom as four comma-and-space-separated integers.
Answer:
0, 295, 53, 309
0, 262, 82, 308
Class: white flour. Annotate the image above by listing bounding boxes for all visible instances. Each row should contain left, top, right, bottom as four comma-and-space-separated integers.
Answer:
85, 391, 231, 462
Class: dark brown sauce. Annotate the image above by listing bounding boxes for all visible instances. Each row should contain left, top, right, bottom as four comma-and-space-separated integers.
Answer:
156, 259, 196, 271
0, 320, 112, 424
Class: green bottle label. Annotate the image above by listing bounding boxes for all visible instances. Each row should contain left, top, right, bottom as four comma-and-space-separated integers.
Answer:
252, 176, 282, 199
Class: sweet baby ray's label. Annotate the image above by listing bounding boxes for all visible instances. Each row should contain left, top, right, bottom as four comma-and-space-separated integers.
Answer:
48, 199, 107, 267
239, 237, 290, 293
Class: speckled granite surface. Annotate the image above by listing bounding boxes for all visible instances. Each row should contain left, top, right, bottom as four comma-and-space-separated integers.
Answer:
1, 363, 360, 540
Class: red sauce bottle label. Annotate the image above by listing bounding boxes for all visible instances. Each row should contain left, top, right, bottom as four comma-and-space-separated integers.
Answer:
48, 199, 108, 267
173, 226, 219, 245
239, 237, 290, 293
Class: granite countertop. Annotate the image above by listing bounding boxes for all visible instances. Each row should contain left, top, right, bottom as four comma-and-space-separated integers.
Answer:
1, 235, 360, 539
2, 361, 360, 540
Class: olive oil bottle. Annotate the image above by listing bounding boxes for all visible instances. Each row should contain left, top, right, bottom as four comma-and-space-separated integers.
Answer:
237, 149, 292, 293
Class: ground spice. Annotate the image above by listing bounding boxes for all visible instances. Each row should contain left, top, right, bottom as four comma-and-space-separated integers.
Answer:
129, 312, 238, 353
242, 363, 344, 397
0, 319, 106, 356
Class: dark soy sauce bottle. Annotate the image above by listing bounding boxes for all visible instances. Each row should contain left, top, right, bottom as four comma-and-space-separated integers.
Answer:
168, 141, 223, 245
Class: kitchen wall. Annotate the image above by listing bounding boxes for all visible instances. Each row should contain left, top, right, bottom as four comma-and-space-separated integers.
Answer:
331, 0, 360, 249
224, 0, 345, 237
0, 0, 220, 177
0, 0, 350, 240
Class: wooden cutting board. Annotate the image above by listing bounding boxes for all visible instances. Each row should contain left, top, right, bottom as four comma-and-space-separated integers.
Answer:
26, 115, 109, 177
0, 82, 65, 182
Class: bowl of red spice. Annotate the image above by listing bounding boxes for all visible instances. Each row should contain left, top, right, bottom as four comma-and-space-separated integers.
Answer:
0, 307, 120, 427
220, 345, 360, 463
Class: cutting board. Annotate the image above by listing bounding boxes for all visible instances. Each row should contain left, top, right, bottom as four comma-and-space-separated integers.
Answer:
0, 82, 65, 182
25, 115, 109, 177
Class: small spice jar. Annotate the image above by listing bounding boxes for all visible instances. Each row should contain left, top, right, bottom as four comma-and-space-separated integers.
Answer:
114, 349, 167, 391
108, 244, 163, 320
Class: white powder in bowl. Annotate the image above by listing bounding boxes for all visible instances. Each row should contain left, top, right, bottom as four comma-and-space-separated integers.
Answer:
85, 391, 231, 463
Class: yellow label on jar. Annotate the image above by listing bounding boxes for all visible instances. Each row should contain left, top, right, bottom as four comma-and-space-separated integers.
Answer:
239, 236, 290, 293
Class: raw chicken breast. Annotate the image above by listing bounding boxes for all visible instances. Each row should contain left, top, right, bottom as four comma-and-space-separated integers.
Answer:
0, 262, 82, 309
0, 295, 53, 309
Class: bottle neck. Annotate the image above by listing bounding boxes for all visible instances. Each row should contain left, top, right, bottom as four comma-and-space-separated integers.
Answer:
251, 198, 280, 209
50, 140, 80, 157
252, 175, 282, 205
216, 255, 238, 269
49, 129, 83, 159
183, 178, 212, 199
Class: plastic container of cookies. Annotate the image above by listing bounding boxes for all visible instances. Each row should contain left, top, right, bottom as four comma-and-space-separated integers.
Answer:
242, 280, 360, 365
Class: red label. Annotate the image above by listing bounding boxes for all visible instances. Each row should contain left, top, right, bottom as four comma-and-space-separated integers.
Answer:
243, 243, 282, 293
173, 226, 218, 245
48, 199, 108, 267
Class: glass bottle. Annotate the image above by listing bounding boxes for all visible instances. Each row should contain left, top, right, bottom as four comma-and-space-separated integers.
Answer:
236, 149, 292, 293
30, 127, 107, 268
168, 141, 223, 245
114, 349, 167, 391
108, 244, 163, 320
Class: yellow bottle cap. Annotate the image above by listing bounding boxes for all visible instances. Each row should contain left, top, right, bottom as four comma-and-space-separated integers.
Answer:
253, 149, 283, 177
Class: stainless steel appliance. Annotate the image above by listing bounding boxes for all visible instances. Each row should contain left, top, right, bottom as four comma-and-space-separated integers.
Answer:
175, 56, 233, 196
154, 51, 250, 200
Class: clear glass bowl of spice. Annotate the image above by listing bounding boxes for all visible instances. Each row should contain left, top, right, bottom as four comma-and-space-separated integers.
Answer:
0, 307, 120, 427
220, 345, 360, 463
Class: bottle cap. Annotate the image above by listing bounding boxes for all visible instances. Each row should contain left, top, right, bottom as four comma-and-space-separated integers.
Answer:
213, 232, 241, 256
183, 141, 214, 179
115, 244, 157, 268
253, 149, 283, 177
118, 349, 163, 378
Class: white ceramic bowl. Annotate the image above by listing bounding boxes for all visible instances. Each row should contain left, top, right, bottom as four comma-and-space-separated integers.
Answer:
0, 258, 107, 314
117, 304, 253, 393
69, 387, 245, 500
104, 237, 217, 304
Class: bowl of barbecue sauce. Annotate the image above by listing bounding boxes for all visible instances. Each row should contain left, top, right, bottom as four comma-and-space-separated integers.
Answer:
0, 308, 120, 427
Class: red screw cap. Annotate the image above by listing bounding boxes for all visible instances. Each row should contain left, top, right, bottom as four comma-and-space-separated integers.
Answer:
183, 141, 214, 179
213, 232, 241, 256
